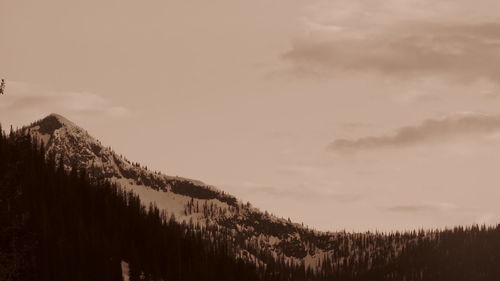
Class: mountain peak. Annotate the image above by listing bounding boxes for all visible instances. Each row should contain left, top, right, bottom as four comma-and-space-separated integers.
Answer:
35, 113, 77, 135
46, 113, 73, 124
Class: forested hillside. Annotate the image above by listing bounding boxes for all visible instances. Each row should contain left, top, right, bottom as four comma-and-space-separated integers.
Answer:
0, 127, 276, 281
2, 126, 500, 281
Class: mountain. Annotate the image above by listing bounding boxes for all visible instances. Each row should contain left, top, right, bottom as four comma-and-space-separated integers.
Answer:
26, 114, 237, 210
18, 114, 451, 269
0, 130, 273, 281
25, 113, 331, 266
5, 113, 500, 281
25, 113, 418, 270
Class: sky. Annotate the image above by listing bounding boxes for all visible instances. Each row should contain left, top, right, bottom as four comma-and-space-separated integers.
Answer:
2, 0, 500, 231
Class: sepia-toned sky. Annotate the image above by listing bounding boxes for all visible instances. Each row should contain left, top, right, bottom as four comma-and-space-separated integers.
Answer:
2, 0, 500, 231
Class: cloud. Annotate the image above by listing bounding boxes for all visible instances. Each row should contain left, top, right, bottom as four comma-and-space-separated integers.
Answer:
237, 181, 361, 203
285, 0, 500, 83
329, 113, 500, 152
387, 202, 457, 214
284, 22, 500, 82
0, 81, 129, 119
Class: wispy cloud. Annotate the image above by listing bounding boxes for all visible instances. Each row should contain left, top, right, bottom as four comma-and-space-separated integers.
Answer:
284, 22, 500, 83
329, 113, 500, 152
236, 181, 361, 203
386, 202, 457, 214
285, 0, 500, 83
0, 81, 129, 120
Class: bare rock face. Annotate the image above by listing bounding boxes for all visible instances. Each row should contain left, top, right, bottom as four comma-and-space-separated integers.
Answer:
36, 114, 64, 135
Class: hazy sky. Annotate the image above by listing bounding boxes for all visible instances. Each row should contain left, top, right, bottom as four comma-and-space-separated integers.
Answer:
2, 0, 500, 231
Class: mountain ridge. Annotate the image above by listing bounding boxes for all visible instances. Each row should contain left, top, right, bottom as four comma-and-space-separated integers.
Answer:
5, 113, 500, 280
27, 114, 237, 203
24, 113, 329, 265
22, 113, 435, 271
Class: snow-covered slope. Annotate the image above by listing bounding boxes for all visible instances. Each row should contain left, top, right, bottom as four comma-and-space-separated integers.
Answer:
23, 114, 411, 269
